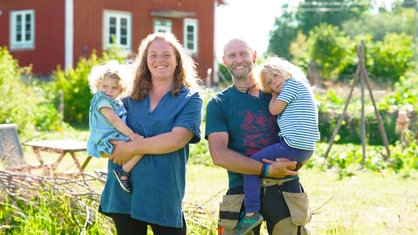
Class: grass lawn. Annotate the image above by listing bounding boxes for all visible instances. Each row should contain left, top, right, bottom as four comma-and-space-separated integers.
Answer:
300, 169, 417, 235
184, 165, 418, 235
9, 147, 418, 235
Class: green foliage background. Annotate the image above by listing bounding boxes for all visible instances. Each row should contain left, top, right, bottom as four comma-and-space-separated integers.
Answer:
263, 3, 416, 85
0, 47, 62, 135
53, 48, 125, 124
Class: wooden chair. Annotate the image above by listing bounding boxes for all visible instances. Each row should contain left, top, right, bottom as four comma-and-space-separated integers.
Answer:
0, 123, 90, 176
0, 123, 39, 172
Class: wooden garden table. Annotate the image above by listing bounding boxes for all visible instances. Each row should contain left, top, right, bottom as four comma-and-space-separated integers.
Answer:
24, 140, 90, 176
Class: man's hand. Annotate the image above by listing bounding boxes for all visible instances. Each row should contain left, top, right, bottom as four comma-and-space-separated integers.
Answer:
262, 158, 298, 178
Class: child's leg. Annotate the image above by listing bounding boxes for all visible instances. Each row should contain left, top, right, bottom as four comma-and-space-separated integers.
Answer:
243, 141, 313, 214
113, 156, 142, 194
243, 175, 262, 214
255, 139, 314, 171
243, 143, 281, 215
121, 155, 143, 173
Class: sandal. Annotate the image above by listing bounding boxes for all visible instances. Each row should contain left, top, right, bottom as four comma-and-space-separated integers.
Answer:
235, 212, 264, 235
112, 166, 132, 194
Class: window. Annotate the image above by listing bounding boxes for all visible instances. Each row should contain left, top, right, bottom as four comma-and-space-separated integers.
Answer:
183, 18, 198, 54
10, 10, 35, 50
153, 19, 172, 33
104, 11, 131, 50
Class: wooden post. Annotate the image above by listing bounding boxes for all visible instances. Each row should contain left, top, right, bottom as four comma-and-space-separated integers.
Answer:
360, 59, 366, 165
323, 66, 360, 160
356, 41, 391, 159
324, 41, 391, 161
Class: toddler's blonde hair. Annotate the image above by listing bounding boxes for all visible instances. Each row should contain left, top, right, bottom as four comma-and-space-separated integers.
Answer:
88, 60, 133, 98
257, 57, 307, 94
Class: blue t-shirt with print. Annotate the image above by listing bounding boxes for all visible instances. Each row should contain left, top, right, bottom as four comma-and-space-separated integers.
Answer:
205, 86, 278, 189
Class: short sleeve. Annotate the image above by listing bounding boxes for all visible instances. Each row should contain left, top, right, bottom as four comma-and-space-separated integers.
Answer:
93, 91, 115, 111
278, 78, 299, 104
174, 90, 203, 144
205, 95, 228, 139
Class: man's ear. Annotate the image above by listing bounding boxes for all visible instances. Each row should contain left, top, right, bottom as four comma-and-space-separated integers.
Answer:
253, 51, 257, 63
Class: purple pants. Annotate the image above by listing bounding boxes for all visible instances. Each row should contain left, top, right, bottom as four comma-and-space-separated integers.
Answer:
243, 137, 313, 213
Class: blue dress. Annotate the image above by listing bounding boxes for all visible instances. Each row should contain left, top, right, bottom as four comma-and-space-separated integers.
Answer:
99, 86, 203, 228
87, 91, 130, 158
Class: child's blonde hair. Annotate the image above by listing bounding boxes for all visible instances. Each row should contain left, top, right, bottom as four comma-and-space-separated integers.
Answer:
88, 60, 132, 98
257, 57, 307, 94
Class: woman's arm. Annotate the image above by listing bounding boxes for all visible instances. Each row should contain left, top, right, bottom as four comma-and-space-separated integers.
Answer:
109, 126, 194, 164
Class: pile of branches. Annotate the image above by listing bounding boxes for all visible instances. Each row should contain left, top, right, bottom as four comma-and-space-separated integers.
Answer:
0, 169, 218, 232
0, 169, 105, 198
0, 169, 107, 233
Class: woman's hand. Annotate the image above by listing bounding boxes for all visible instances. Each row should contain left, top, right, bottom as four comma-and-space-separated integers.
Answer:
262, 158, 298, 178
108, 140, 132, 165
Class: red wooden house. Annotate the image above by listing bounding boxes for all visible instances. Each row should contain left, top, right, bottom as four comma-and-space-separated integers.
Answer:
0, 0, 225, 83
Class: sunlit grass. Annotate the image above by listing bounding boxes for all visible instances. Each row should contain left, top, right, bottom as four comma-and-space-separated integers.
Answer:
185, 167, 418, 235
2, 126, 417, 234
1, 160, 417, 234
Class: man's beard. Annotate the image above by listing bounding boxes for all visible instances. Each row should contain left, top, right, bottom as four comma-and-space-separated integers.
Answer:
228, 62, 253, 80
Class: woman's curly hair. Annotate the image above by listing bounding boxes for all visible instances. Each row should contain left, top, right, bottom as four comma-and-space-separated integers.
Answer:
130, 32, 200, 100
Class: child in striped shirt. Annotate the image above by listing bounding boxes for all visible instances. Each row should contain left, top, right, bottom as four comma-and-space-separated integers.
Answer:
236, 57, 320, 235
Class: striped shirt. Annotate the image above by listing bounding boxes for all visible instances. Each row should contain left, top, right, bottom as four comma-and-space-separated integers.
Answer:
277, 78, 320, 150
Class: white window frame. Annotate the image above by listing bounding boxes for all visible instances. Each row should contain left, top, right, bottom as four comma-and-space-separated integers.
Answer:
10, 10, 35, 50
103, 11, 132, 50
153, 19, 172, 33
183, 18, 198, 54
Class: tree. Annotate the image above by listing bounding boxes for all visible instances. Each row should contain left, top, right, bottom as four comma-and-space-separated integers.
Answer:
368, 33, 414, 82
296, 0, 370, 36
342, 8, 415, 41
268, 0, 369, 60
306, 23, 355, 81
267, 10, 298, 60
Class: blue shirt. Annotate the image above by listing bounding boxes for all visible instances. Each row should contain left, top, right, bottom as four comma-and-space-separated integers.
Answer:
87, 91, 130, 158
205, 86, 278, 188
277, 78, 320, 150
99, 86, 203, 228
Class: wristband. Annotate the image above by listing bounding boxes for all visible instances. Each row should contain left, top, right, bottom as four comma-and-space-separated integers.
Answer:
295, 161, 302, 171
260, 163, 267, 177
264, 164, 270, 177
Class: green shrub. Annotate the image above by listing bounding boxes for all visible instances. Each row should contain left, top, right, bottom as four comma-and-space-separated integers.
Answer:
0, 47, 62, 134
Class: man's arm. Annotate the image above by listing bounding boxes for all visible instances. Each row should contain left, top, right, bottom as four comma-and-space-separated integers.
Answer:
208, 132, 298, 178
208, 132, 262, 175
